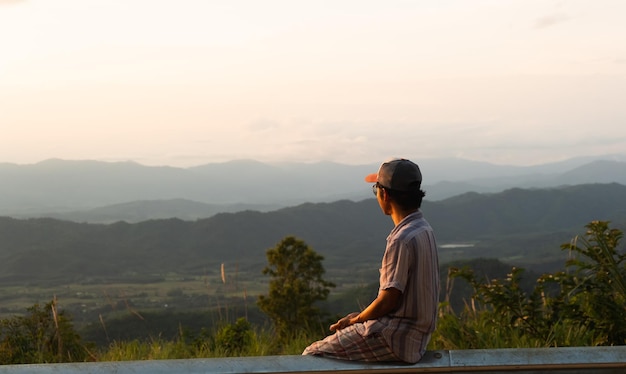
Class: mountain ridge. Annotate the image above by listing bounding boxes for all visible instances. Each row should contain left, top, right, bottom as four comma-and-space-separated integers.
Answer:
2, 155, 626, 221
1, 183, 625, 286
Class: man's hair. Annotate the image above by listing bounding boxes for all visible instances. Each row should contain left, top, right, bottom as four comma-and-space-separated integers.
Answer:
385, 187, 426, 209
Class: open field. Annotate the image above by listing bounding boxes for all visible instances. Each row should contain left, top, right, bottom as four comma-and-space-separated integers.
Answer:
0, 231, 576, 324
0, 264, 376, 336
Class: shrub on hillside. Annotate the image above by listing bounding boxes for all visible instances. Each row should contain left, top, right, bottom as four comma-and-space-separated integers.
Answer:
432, 221, 626, 349
0, 300, 93, 364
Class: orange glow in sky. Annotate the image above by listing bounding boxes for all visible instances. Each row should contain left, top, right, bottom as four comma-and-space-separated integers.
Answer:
1, 0, 625, 167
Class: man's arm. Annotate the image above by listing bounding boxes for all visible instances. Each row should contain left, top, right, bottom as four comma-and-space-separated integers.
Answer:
330, 287, 402, 331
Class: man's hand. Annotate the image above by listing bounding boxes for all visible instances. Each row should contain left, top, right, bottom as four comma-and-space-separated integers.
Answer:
329, 312, 360, 332
329, 288, 402, 332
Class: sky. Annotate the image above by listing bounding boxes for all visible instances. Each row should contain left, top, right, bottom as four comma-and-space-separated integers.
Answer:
1, 0, 625, 168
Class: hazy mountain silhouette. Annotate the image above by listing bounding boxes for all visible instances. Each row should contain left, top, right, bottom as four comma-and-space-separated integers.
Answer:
1, 155, 626, 222
1, 183, 625, 286
41, 199, 281, 223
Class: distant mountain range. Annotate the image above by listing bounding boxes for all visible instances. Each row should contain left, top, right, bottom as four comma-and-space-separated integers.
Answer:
1, 183, 625, 286
1, 155, 626, 222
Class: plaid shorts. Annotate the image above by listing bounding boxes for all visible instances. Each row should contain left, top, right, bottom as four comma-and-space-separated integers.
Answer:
302, 324, 401, 362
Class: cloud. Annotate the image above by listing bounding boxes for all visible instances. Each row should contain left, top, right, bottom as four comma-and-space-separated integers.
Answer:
534, 13, 570, 29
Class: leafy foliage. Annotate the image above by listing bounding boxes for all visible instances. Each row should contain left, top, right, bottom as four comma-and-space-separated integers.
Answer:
0, 300, 92, 364
213, 318, 255, 356
432, 221, 626, 349
257, 236, 335, 341
552, 220, 626, 344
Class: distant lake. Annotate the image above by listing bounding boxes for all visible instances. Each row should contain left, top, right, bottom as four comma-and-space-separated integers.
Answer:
439, 243, 475, 249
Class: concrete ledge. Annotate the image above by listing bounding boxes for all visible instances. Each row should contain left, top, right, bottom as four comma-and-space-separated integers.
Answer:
0, 346, 625, 373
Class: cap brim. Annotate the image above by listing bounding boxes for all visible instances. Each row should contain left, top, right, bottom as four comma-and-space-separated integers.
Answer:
364, 173, 378, 183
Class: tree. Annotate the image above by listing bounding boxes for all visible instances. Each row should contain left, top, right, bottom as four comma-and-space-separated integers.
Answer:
0, 300, 92, 364
257, 236, 335, 341
552, 220, 626, 344
432, 221, 626, 349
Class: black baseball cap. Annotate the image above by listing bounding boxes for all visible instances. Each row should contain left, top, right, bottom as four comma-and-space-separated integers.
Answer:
364, 158, 422, 191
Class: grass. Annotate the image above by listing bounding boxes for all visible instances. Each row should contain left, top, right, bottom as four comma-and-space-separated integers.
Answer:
0, 272, 266, 319
0, 263, 369, 323
94, 326, 316, 361
0, 267, 361, 355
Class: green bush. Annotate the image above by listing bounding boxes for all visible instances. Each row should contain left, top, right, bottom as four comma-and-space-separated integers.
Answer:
553, 220, 626, 345
0, 300, 93, 364
213, 318, 255, 356
431, 221, 625, 349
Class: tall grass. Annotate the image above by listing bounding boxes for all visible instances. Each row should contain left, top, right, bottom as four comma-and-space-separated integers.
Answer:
95, 327, 316, 361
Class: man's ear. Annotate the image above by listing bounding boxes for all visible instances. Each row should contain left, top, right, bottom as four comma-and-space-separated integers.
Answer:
381, 188, 390, 201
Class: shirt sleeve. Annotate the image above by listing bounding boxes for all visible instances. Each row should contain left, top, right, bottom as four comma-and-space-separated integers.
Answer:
379, 238, 412, 293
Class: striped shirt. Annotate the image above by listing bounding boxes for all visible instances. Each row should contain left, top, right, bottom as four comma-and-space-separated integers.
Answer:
362, 210, 440, 363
